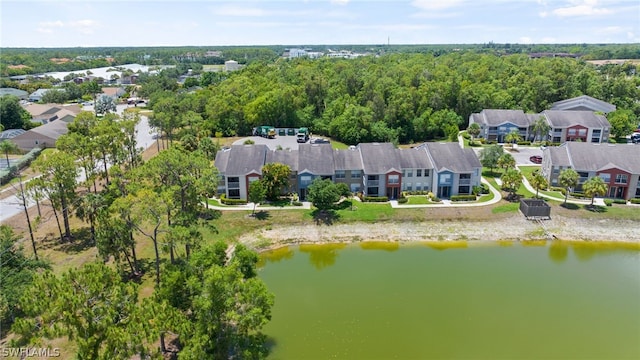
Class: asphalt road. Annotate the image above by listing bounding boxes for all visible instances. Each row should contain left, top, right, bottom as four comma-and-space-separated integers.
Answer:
0, 104, 155, 223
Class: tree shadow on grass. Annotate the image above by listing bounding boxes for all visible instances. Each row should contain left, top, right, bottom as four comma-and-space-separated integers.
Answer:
54, 227, 94, 254
311, 209, 340, 225
334, 199, 354, 211
584, 204, 607, 213
253, 210, 271, 220
560, 203, 580, 210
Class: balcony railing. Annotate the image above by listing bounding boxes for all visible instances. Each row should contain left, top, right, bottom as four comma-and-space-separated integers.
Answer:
459, 179, 471, 185
366, 180, 380, 186
227, 181, 240, 189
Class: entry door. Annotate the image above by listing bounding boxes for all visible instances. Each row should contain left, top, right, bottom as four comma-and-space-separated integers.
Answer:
608, 186, 616, 198
438, 186, 450, 198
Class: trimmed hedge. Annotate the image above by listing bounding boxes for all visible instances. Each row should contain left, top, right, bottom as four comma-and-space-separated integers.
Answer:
402, 190, 430, 196
517, 141, 531, 146
363, 196, 389, 202
604, 199, 613, 206
630, 198, 640, 204
450, 194, 477, 202
613, 199, 627, 204
397, 197, 408, 204
551, 186, 567, 195
219, 194, 248, 205
292, 201, 303, 206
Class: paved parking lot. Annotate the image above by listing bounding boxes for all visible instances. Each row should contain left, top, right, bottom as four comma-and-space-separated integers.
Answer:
472, 145, 544, 165
233, 134, 329, 150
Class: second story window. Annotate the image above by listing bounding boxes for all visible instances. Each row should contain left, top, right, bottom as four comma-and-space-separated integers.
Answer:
615, 174, 628, 184
416, 169, 422, 177
335, 170, 346, 179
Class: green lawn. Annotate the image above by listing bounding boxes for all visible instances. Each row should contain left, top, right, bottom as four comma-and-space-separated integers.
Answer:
406, 196, 430, 205
333, 201, 395, 222
330, 140, 349, 150
492, 202, 520, 214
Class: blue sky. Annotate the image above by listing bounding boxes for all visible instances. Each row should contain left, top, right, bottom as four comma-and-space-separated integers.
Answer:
1, 0, 639, 47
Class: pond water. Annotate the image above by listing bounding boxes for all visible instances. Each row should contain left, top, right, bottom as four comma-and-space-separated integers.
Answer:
258, 241, 640, 359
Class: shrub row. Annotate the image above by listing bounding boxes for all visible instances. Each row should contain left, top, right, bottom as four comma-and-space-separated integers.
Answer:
550, 186, 567, 195
397, 197, 408, 204
613, 199, 627, 204
517, 141, 531, 146
450, 194, 477, 202
630, 198, 640, 204
402, 190, 431, 196
219, 194, 248, 205
362, 196, 389, 202
292, 201, 303, 206
569, 192, 588, 199
473, 184, 489, 195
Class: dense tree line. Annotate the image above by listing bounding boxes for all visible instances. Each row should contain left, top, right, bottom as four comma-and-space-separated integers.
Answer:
144, 52, 639, 145
6, 107, 274, 357
3, 43, 640, 77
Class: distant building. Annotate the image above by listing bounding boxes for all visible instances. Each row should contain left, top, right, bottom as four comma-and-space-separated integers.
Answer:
22, 103, 82, 124
0, 88, 29, 100
11, 120, 70, 151
225, 60, 240, 72
28, 88, 55, 102
550, 95, 616, 114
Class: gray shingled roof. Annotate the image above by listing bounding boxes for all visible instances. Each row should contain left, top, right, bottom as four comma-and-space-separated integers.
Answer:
217, 144, 268, 176
333, 148, 363, 171
423, 142, 481, 173
24, 120, 69, 139
266, 149, 299, 172
398, 147, 432, 169
474, 109, 531, 127
556, 142, 640, 173
0, 88, 28, 97
358, 143, 401, 174
551, 95, 616, 113
298, 143, 335, 175
543, 110, 610, 128
214, 148, 230, 173
545, 146, 571, 167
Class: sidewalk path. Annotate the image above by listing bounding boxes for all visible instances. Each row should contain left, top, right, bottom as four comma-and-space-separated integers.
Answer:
517, 165, 606, 206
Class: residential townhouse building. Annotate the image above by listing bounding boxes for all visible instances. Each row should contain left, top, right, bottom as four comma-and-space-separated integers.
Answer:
542, 142, 640, 200
468, 109, 537, 143
469, 99, 613, 144
215, 142, 482, 201
333, 146, 364, 194
419, 143, 482, 199
297, 143, 335, 199
214, 144, 268, 200
542, 110, 609, 143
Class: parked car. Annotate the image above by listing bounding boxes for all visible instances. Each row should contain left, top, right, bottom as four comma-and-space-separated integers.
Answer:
529, 155, 542, 164
631, 133, 640, 144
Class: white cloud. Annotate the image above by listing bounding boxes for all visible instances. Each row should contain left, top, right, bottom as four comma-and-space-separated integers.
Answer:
598, 26, 624, 34
35, 19, 99, 35
411, 0, 464, 10
551, 0, 613, 17
519, 36, 533, 44
213, 5, 266, 17
330, 0, 350, 5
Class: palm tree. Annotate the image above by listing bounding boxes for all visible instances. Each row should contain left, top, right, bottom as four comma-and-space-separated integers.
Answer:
497, 153, 515, 172
532, 116, 551, 143
583, 176, 608, 206
505, 129, 521, 146
530, 171, 548, 198
0, 140, 18, 169
500, 168, 523, 200
558, 169, 579, 205
467, 123, 480, 140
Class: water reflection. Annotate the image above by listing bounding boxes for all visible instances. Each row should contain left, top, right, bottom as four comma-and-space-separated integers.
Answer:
547, 240, 640, 263
258, 246, 295, 268
422, 240, 468, 250
359, 241, 400, 252
299, 243, 347, 270
548, 240, 569, 263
